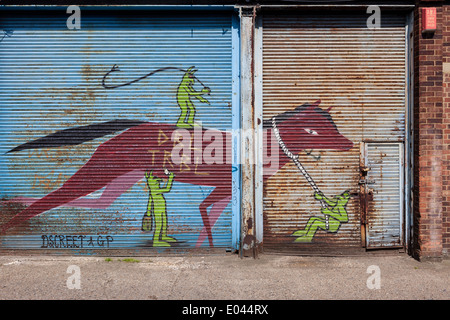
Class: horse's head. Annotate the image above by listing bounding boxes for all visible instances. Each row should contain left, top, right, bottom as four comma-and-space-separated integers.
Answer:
272, 100, 353, 155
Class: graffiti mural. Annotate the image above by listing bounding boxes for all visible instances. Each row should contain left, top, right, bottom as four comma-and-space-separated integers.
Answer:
292, 190, 351, 242
0, 29, 13, 43
2, 73, 353, 248
101, 65, 212, 129
175, 67, 211, 128
3, 66, 227, 248
142, 169, 176, 247
0, 12, 242, 250
265, 101, 354, 243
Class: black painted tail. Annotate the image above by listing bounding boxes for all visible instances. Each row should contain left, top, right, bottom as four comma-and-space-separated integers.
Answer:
7, 119, 146, 153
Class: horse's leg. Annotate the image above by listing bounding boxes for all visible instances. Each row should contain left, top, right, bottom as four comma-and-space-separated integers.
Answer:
198, 187, 229, 247
196, 195, 231, 247
4, 196, 36, 206
1, 166, 128, 233
66, 170, 144, 208
6, 170, 144, 209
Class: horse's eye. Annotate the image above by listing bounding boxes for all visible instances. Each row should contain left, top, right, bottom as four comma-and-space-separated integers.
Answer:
304, 128, 318, 135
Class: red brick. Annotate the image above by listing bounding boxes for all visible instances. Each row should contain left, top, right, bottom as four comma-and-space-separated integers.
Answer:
414, 3, 446, 260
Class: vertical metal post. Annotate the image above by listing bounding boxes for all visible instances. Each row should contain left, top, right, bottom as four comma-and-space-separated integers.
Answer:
405, 10, 414, 254
231, 10, 241, 252
254, 13, 264, 250
239, 6, 257, 258
359, 142, 368, 247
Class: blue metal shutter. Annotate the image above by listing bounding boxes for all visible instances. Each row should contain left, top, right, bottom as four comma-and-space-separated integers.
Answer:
0, 9, 237, 252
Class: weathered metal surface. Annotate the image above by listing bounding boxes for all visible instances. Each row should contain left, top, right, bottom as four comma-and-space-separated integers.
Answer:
0, 10, 238, 252
365, 143, 403, 248
359, 142, 369, 247
240, 7, 257, 257
261, 13, 407, 251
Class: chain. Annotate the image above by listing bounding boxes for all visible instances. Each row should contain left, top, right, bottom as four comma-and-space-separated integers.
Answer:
271, 116, 326, 208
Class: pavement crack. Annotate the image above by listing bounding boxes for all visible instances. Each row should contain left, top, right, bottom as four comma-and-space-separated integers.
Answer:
101, 276, 114, 299
168, 267, 183, 299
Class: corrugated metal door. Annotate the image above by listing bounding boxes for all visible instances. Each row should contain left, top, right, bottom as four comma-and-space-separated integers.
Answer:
364, 143, 403, 248
0, 9, 238, 253
261, 12, 407, 251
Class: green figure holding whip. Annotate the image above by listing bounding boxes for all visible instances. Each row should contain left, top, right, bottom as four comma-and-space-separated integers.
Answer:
176, 66, 211, 128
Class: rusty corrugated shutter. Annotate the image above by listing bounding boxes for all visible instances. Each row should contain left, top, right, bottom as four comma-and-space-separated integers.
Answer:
365, 143, 404, 248
262, 12, 407, 251
0, 9, 237, 253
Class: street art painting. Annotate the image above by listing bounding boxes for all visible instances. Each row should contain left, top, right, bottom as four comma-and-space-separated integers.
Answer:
142, 169, 176, 247
0, 12, 356, 250
0, 11, 239, 251
175, 67, 211, 128
2, 84, 353, 247
101, 65, 212, 129
0, 29, 13, 43
292, 191, 351, 242
2, 66, 229, 248
266, 102, 354, 243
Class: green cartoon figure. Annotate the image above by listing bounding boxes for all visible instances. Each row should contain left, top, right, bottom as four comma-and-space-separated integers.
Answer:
292, 190, 351, 242
142, 169, 175, 247
176, 66, 211, 128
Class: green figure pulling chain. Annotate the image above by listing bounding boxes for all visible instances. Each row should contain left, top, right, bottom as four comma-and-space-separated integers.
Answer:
142, 169, 176, 247
292, 190, 351, 242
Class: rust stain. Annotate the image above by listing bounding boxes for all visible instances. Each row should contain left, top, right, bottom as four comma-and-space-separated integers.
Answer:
0, 199, 27, 225
81, 64, 94, 84
0, 199, 32, 235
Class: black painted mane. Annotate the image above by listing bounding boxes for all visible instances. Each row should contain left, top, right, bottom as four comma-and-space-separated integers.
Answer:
263, 102, 337, 130
8, 101, 335, 154
7, 119, 146, 153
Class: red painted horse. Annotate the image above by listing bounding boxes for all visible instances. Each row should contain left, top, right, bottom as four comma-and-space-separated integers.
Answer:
1, 100, 353, 247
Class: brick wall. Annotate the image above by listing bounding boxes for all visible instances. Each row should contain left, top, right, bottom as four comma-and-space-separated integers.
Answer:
413, 1, 444, 260
443, 4, 450, 258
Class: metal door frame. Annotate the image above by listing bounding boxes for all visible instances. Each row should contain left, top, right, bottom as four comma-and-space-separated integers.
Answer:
405, 9, 414, 255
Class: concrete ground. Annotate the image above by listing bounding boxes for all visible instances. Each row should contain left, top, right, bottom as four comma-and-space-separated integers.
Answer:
0, 252, 448, 300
